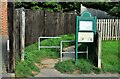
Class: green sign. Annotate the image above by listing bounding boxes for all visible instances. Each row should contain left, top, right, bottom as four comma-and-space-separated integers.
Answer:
75, 11, 97, 64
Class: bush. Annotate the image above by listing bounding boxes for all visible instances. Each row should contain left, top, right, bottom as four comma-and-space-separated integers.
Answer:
93, 66, 101, 74
15, 61, 33, 77
55, 59, 76, 73
55, 59, 98, 74
76, 59, 94, 74
15, 34, 119, 77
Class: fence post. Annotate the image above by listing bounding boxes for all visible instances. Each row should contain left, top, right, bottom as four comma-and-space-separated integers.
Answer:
7, 2, 15, 73
98, 31, 102, 68
20, 7, 25, 62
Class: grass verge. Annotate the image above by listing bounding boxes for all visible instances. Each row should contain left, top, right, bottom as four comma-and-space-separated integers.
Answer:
15, 34, 75, 77
15, 34, 119, 77
55, 40, 119, 74
55, 59, 100, 74
101, 40, 119, 73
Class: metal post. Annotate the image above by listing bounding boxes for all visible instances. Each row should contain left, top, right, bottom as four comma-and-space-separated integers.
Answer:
7, 40, 10, 52
98, 32, 102, 68
38, 37, 61, 50
75, 16, 79, 64
38, 37, 40, 51
86, 46, 88, 59
60, 41, 62, 62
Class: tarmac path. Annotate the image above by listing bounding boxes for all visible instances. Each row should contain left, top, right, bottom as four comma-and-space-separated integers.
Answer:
35, 58, 119, 78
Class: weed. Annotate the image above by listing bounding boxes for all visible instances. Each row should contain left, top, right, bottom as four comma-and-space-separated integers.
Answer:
55, 59, 76, 73
15, 34, 119, 77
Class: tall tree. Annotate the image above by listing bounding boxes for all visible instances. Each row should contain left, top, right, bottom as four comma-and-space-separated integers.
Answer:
15, 2, 81, 12
15, 2, 120, 17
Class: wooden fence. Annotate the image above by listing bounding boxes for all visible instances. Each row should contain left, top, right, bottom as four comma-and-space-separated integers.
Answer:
97, 19, 120, 40
14, 9, 120, 46
8, 9, 119, 73
15, 9, 77, 46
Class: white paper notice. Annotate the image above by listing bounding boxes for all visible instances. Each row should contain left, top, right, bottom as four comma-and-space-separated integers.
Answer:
79, 21, 93, 31
78, 32, 94, 42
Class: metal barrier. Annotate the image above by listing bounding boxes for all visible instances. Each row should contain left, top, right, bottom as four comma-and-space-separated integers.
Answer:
38, 37, 89, 62
38, 37, 61, 50
60, 40, 88, 62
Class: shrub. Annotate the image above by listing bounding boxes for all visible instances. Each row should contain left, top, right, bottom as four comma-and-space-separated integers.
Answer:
55, 59, 96, 74
55, 59, 76, 73
15, 61, 33, 77
76, 59, 94, 74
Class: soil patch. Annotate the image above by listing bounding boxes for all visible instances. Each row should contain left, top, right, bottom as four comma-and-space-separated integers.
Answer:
35, 58, 59, 69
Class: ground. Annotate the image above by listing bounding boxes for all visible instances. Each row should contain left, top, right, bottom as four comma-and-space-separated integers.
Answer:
35, 58, 119, 77
15, 34, 120, 77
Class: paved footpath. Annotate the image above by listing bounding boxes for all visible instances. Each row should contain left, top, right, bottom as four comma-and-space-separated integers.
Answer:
36, 68, 119, 77
35, 58, 119, 77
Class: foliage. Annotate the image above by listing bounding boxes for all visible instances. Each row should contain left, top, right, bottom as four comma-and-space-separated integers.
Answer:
55, 40, 119, 74
55, 59, 76, 73
15, 60, 39, 77
15, 34, 75, 77
55, 59, 99, 74
82, 2, 120, 17
15, 2, 120, 17
76, 59, 97, 74
43, 2, 62, 12
15, 2, 81, 12
15, 33, 119, 77
31, 5, 42, 11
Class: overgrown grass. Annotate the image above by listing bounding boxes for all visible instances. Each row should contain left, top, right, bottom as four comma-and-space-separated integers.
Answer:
15, 34, 75, 77
55, 59, 76, 73
55, 59, 100, 74
15, 34, 119, 77
55, 40, 119, 74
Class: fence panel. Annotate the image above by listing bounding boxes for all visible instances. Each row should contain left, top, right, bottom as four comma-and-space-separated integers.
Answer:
14, 10, 21, 57
57, 12, 65, 35
25, 10, 45, 46
45, 11, 58, 36
14, 10, 120, 46
97, 19, 120, 40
